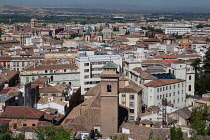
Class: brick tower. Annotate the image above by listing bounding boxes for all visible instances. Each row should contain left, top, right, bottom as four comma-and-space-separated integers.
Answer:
100, 61, 119, 137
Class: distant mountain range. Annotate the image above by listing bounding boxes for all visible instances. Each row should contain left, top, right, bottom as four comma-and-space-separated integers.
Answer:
0, 4, 210, 14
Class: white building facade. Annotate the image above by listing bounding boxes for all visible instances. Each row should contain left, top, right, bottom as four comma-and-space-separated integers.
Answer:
75, 54, 122, 95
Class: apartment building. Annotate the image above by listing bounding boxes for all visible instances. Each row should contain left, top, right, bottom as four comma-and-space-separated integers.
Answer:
20, 64, 80, 86
0, 56, 44, 72
75, 53, 122, 95
165, 26, 192, 35
144, 79, 186, 108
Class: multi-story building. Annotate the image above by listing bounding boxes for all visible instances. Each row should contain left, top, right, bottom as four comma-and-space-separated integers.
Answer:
75, 53, 122, 95
144, 79, 186, 108
165, 26, 192, 35
0, 56, 44, 72
20, 64, 80, 86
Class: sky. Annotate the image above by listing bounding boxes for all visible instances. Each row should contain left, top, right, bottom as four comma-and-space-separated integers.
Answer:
1, 0, 210, 11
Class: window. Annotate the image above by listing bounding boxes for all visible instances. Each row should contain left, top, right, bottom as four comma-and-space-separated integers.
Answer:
173, 99, 175, 104
189, 75, 191, 80
130, 95, 134, 100
23, 123, 27, 126
160, 88, 162, 92
189, 85, 191, 91
64, 69, 66, 72
32, 77, 35, 81
84, 75, 89, 79
26, 77, 29, 83
163, 87, 165, 91
182, 97, 184, 101
166, 93, 168, 97
157, 88, 159, 92
166, 86, 168, 90
174, 85, 175, 89
50, 70, 53, 73
84, 69, 89, 72
130, 109, 134, 113
173, 92, 175, 96
182, 83, 184, 87
178, 91, 179, 95
129, 102, 134, 106
45, 70, 47, 73
52, 94, 56, 96
122, 94, 126, 97
182, 90, 183, 94
169, 93, 171, 97
84, 63, 89, 66
160, 95, 162, 99
169, 86, 171, 89
51, 76, 53, 81
107, 84, 112, 92
22, 62, 25, 66
129, 116, 134, 120
178, 98, 179, 102
163, 94, 165, 99
178, 84, 180, 88
157, 95, 159, 100
32, 124, 36, 126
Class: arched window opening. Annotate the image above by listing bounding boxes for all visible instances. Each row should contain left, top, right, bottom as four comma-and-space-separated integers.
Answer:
107, 84, 112, 92
189, 75, 191, 80
189, 85, 191, 91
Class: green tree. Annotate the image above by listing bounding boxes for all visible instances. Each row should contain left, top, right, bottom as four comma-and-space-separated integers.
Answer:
189, 105, 210, 136
34, 125, 72, 140
170, 126, 184, 140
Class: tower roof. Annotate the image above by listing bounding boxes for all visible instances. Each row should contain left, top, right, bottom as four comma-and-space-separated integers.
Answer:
98, 31, 103, 36
103, 61, 118, 69
85, 30, 91, 36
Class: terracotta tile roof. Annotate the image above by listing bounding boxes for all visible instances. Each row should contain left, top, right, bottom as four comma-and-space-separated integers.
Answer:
0, 70, 18, 82
37, 97, 67, 106
197, 96, 210, 101
163, 60, 177, 64
31, 77, 50, 84
85, 83, 101, 96
120, 82, 143, 93
145, 79, 185, 87
121, 123, 151, 140
150, 128, 170, 140
40, 86, 63, 93
132, 67, 142, 73
140, 71, 157, 79
0, 106, 45, 119
141, 60, 163, 65
149, 51, 158, 55
0, 88, 12, 94
176, 54, 201, 58
24, 64, 78, 71
173, 107, 191, 120
161, 54, 178, 59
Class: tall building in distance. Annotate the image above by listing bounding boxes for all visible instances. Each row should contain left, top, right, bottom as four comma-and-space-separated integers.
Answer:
75, 51, 122, 95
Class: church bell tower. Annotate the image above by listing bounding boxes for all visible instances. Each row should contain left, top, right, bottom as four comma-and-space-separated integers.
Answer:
100, 61, 119, 137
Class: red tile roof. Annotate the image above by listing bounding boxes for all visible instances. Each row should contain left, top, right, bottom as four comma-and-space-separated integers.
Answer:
163, 60, 177, 64
0, 88, 12, 94
198, 97, 210, 101
161, 54, 178, 59
0, 106, 45, 119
